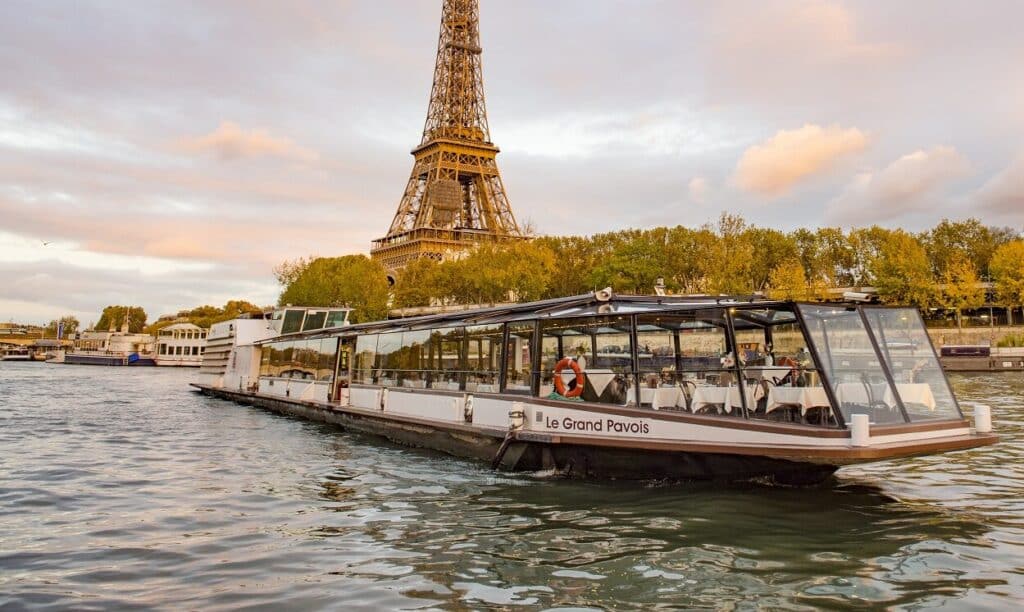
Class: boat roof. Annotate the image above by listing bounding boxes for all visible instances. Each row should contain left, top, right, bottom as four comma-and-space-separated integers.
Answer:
258, 291, 813, 343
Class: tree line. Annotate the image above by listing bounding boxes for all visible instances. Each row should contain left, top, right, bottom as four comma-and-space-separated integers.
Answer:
275, 216, 1024, 328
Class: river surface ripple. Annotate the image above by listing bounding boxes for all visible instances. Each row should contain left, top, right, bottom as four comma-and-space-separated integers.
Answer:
1, 364, 1022, 610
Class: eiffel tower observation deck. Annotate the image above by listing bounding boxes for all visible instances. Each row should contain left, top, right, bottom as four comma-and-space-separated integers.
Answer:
370, 0, 525, 274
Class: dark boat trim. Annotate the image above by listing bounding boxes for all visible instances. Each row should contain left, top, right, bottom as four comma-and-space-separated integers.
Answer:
193, 384, 996, 471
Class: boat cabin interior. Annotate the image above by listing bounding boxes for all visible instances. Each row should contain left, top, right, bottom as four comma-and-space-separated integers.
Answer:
257, 294, 962, 430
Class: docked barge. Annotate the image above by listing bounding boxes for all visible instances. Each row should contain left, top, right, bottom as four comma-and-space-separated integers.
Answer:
191, 292, 997, 484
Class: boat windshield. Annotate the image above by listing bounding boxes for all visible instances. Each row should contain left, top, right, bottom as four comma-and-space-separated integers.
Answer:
798, 305, 961, 424
862, 307, 960, 421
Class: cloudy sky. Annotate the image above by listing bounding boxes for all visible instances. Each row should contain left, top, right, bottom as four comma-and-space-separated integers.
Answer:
2, 0, 1022, 325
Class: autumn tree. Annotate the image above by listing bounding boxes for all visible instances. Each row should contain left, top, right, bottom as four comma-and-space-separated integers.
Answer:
939, 252, 985, 331
95, 306, 147, 333
767, 261, 810, 301
392, 257, 442, 308
703, 213, 754, 295
869, 230, 937, 307
45, 316, 79, 338
848, 226, 894, 287
990, 240, 1024, 325
534, 235, 600, 297
923, 218, 1017, 279
745, 228, 798, 292
588, 228, 669, 294
277, 255, 389, 323
438, 241, 557, 305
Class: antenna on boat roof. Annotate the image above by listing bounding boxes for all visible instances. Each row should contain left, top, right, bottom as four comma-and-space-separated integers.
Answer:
595, 287, 613, 302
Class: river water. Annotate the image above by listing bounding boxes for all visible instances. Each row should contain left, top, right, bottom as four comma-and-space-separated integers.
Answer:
1, 363, 1022, 610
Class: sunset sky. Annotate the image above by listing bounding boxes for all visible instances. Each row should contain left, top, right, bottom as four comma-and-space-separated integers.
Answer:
2, 0, 1022, 325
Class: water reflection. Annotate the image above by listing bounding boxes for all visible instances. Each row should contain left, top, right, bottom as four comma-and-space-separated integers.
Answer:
308, 450, 1000, 608
1, 364, 1022, 609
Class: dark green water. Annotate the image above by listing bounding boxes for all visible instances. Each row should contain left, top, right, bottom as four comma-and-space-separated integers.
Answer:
1, 363, 1021, 610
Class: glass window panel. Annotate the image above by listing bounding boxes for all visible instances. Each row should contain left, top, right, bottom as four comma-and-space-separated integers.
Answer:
299, 339, 317, 379
376, 332, 403, 385
733, 307, 834, 426
318, 337, 338, 382
637, 311, 734, 413
279, 341, 295, 378
325, 310, 349, 328
281, 309, 304, 335
301, 310, 327, 331
539, 316, 634, 405
259, 346, 271, 377
398, 330, 430, 386
799, 305, 905, 425
504, 322, 534, 394
863, 308, 960, 421
466, 324, 502, 391
354, 334, 378, 384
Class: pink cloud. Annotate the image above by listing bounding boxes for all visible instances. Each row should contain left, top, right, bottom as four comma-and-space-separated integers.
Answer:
825, 145, 972, 224
734, 124, 868, 196
976, 155, 1024, 218
176, 121, 319, 163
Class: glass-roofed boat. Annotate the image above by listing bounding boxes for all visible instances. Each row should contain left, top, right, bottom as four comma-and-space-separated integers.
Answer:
192, 291, 997, 484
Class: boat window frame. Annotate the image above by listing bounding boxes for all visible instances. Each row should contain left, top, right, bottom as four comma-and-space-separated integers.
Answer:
859, 305, 964, 421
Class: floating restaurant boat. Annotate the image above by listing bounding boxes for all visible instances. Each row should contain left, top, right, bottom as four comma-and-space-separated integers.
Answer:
1, 346, 32, 361
191, 292, 997, 484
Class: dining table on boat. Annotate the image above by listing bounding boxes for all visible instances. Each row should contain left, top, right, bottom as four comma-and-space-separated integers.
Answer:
689, 385, 754, 414
764, 386, 831, 416
641, 386, 683, 410
834, 382, 937, 411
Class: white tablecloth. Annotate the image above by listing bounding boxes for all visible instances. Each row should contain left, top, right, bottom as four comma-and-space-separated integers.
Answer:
835, 382, 890, 406
690, 386, 750, 414
640, 386, 683, 410
895, 383, 937, 410
765, 386, 831, 416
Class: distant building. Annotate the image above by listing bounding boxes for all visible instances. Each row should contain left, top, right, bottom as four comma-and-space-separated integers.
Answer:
155, 323, 207, 367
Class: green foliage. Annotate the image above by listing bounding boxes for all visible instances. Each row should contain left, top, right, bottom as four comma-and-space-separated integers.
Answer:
392, 257, 442, 309
767, 261, 810, 301
990, 240, 1024, 309
146, 301, 264, 334
997, 333, 1024, 348
278, 255, 390, 323
45, 316, 79, 338
275, 215, 1011, 321
869, 230, 937, 307
938, 252, 985, 329
923, 218, 1017, 278
95, 306, 147, 333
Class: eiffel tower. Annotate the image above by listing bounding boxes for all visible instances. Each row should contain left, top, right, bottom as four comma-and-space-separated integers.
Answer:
371, 0, 524, 273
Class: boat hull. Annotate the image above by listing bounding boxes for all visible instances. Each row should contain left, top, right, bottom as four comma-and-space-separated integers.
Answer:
65, 353, 156, 366
193, 384, 846, 484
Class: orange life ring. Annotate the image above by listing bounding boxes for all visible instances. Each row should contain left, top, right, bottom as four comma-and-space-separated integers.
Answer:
553, 357, 585, 398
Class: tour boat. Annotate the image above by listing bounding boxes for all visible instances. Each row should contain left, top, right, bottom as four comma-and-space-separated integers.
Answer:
191, 291, 997, 484
1, 347, 31, 361
155, 323, 208, 367
65, 329, 157, 366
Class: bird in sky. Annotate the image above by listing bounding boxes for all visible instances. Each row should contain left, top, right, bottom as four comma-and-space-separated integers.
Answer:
41, 240, 52, 246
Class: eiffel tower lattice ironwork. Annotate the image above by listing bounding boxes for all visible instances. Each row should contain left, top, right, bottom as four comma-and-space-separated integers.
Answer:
371, 0, 524, 273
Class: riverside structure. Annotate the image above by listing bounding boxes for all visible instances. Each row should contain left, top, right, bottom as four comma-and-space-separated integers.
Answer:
192, 291, 997, 484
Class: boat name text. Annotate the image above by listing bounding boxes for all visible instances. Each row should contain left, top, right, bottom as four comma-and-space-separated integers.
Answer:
543, 416, 650, 435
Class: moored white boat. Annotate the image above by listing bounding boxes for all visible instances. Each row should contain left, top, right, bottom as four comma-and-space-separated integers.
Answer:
1, 347, 31, 361
191, 292, 997, 484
